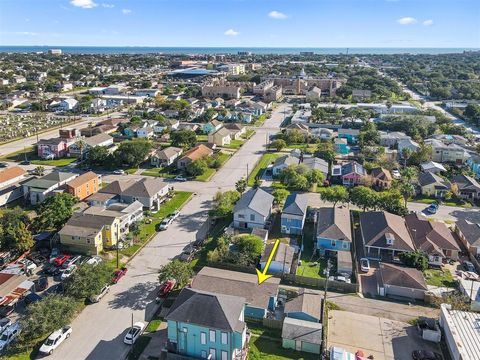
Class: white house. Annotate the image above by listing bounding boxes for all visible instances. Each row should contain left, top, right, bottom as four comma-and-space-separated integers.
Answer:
58, 98, 78, 111
233, 188, 274, 229
150, 146, 183, 167
137, 127, 154, 139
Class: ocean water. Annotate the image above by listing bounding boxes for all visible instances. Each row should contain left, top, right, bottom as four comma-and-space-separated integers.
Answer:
0, 46, 477, 55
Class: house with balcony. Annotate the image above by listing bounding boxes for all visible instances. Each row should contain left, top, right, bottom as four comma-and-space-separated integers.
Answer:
418, 172, 451, 198
23, 171, 78, 205
281, 193, 308, 235
233, 188, 274, 229
316, 206, 352, 254
165, 288, 249, 360
425, 139, 470, 165
337, 128, 359, 144
65, 171, 101, 201
450, 175, 480, 202
341, 161, 365, 186
150, 147, 183, 168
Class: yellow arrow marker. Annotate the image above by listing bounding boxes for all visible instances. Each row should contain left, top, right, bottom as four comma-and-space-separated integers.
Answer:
256, 239, 280, 285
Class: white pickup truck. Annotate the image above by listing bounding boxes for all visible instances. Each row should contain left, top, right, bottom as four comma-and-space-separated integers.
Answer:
39, 326, 72, 355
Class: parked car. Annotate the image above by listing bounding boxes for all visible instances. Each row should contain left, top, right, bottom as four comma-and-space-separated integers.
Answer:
24, 292, 42, 306
61, 265, 77, 281
87, 284, 110, 304
86, 256, 103, 266
0, 322, 21, 352
62, 255, 81, 269
49, 248, 61, 263
18, 259, 37, 272
0, 305, 14, 318
462, 261, 476, 273
113, 169, 125, 175
158, 279, 176, 298
0, 319, 11, 335
391, 169, 401, 179
20, 160, 31, 165
170, 210, 180, 220
157, 217, 173, 231
179, 246, 196, 262
0, 163, 7, 168
360, 258, 370, 273
36, 276, 49, 292
44, 264, 61, 276
174, 175, 187, 182
112, 267, 128, 284
123, 322, 145, 345
39, 326, 72, 355
412, 350, 443, 360
328, 275, 351, 284
426, 202, 439, 214
53, 255, 71, 267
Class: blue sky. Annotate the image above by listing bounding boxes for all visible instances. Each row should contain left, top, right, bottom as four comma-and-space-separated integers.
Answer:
0, 0, 478, 47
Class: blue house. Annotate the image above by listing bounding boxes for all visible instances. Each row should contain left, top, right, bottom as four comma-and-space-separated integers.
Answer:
337, 128, 360, 144
203, 119, 223, 134
166, 288, 248, 360
467, 153, 480, 179
123, 127, 138, 138
281, 193, 308, 235
260, 242, 295, 274
334, 138, 350, 155
191, 267, 279, 320
284, 290, 321, 323
316, 206, 352, 254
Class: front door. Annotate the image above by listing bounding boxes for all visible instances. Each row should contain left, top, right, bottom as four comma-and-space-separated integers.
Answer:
295, 341, 302, 351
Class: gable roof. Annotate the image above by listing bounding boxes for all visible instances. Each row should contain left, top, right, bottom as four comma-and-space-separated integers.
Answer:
378, 262, 427, 291
84, 133, 113, 147
166, 288, 245, 332
179, 144, 213, 162
65, 171, 99, 189
370, 167, 392, 182
24, 171, 77, 190
316, 206, 352, 242
261, 242, 294, 267
282, 317, 322, 344
451, 175, 480, 191
456, 219, 480, 247
405, 213, 460, 256
192, 267, 279, 309
100, 179, 137, 195
122, 178, 169, 198
0, 166, 26, 185
421, 161, 447, 173
341, 161, 365, 176
302, 157, 329, 174
284, 290, 321, 320
282, 193, 308, 217
233, 187, 274, 217
359, 211, 415, 251
212, 127, 231, 138
152, 146, 183, 160
273, 155, 299, 168
418, 172, 450, 189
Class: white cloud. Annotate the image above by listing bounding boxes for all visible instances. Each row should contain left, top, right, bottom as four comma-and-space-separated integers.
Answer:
101, 3, 114, 8
122, 9, 132, 14
423, 19, 434, 26
397, 16, 417, 25
70, 0, 98, 9
268, 10, 288, 20
224, 29, 239, 36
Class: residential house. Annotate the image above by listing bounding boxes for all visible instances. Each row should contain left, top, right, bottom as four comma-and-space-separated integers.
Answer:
405, 213, 460, 266
425, 139, 470, 165
379, 131, 410, 148
191, 267, 279, 320
233, 188, 274, 229
37, 129, 78, 158
177, 144, 214, 170
398, 138, 420, 155
203, 120, 223, 134
281, 193, 308, 235
153, 119, 180, 133
165, 288, 248, 360
450, 175, 480, 202
137, 127, 154, 139
455, 219, 480, 257
370, 167, 392, 190
418, 172, 451, 198
311, 127, 334, 140
359, 211, 415, 260
284, 290, 321, 322
305, 86, 322, 102
377, 262, 428, 300
150, 147, 183, 167
337, 128, 359, 144
68, 133, 114, 158
467, 152, 480, 179
58, 212, 121, 255
302, 157, 329, 177
23, 171, 78, 205
341, 161, 365, 186
80, 124, 117, 137
316, 206, 352, 254
64, 171, 101, 201
208, 127, 231, 147
421, 161, 447, 174
334, 138, 349, 155
0, 167, 29, 207
282, 317, 322, 355
224, 123, 246, 140
272, 155, 300, 176
260, 242, 295, 274
57, 98, 78, 111
352, 89, 372, 101
430, 134, 469, 146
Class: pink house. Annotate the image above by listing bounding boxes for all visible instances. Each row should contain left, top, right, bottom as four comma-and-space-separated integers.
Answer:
341, 161, 365, 186
36, 129, 77, 159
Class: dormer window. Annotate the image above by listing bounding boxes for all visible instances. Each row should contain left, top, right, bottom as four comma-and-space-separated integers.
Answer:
385, 232, 395, 245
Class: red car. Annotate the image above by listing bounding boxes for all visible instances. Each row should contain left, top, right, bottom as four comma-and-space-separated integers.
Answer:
53, 255, 71, 267
112, 267, 128, 284
158, 279, 176, 297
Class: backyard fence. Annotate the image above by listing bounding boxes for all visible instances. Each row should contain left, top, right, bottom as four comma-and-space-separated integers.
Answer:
282, 274, 359, 293
262, 318, 283, 330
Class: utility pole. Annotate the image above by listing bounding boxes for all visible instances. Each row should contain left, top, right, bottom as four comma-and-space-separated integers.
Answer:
246, 163, 249, 180
322, 259, 332, 354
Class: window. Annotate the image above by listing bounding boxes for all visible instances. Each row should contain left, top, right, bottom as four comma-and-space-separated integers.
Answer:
201, 351, 207, 358
209, 348, 216, 360
221, 351, 228, 360
250, 214, 255, 221
209, 330, 216, 342
238, 214, 245, 219
342, 242, 348, 249
201, 332, 207, 345
221, 332, 228, 345
331, 240, 336, 248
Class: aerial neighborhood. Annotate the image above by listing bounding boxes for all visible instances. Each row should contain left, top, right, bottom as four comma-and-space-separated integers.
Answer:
0, 46, 479, 360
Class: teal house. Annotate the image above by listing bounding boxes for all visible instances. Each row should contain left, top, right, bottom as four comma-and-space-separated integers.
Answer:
316, 206, 352, 254
467, 153, 480, 179
284, 290, 321, 323
202, 120, 222, 135
166, 288, 249, 360
282, 317, 322, 354
334, 138, 350, 155
281, 193, 308, 235
337, 128, 360, 144
191, 267, 279, 320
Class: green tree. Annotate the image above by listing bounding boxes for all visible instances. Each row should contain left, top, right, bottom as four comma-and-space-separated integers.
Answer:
399, 251, 428, 271
397, 181, 416, 207
319, 186, 349, 207
0, 208, 33, 253
305, 169, 325, 187
235, 178, 247, 195
33, 193, 78, 231
186, 159, 208, 176
85, 146, 110, 167
34, 165, 45, 176
158, 260, 193, 288
315, 142, 336, 163
272, 188, 290, 206
64, 263, 112, 300
113, 139, 151, 168
359, 121, 380, 147
279, 165, 310, 191
234, 235, 263, 263
350, 186, 379, 211
408, 143, 433, 166
377, 189, 408, 216
209, 190, 240, 218
170, 129, 197, 149
16, 295, 78, 352
269, 139, 287, 151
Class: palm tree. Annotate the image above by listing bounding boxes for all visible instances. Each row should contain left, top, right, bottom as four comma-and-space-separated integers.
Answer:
74, 138, 87, 161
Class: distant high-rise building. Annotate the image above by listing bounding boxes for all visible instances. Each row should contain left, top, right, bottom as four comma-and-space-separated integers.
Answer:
48, 49, 62, 55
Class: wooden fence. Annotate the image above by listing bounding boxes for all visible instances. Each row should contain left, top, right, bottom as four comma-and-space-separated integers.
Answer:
283, 274, 359, 293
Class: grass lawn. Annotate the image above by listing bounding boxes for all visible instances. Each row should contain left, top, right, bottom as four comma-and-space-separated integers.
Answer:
249, 336, 317, 360
216, 152, 231, 165
285, 144, 317, 154
242, 129, 255, 139
197, 134, 208, 142
141, 168, 177, 178
252, 114, 268, 126
0, 147, 77, 167
223, 139, 245, 149
196, 168, 216, 181
125, 168, 138, 175
411, 196, 473, 208
128, 335, 151, 360
424, 269, 456, 288
145, 318, 162, 333
296, 223, 326, 279
247, 153, 280, 186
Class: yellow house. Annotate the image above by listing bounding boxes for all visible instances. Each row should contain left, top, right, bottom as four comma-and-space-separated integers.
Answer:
58, 213, 121, 255
418, 172, 451, 199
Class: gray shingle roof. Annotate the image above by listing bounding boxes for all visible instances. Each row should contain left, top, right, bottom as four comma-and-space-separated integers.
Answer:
284, 290, 321, 320
316, 206, 352, 242
273, 155, 299, 168
456, 219, 480, 247
282, 317, 322, 344
418, 172, 450, 189
378, 262, 427, 291
233, 188, 274, 217
166, 288, 245, 332
282, 193, 308, 216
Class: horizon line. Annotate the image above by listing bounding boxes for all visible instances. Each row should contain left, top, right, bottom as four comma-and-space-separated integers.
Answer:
0, 45, 479, 49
